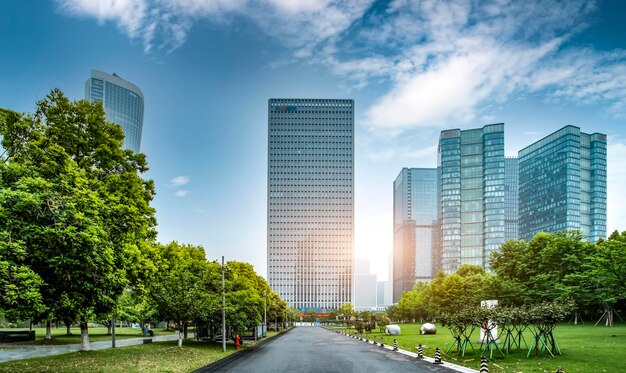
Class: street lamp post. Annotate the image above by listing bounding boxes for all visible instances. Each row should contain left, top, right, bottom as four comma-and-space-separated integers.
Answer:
222, 256, 226, 353
264, 290, 267, 338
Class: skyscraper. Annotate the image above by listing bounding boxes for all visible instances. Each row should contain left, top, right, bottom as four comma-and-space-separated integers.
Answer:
85, 70, 144, 153
267, 98, 354, 312
393, 168, 437, 302
437, 124, 505, 274
354, 258, 377, 311
504, 157, 519, 240
518, 126, 607, 242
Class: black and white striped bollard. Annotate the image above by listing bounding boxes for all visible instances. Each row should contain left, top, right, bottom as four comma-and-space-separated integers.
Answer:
366, 334, 369, 342
433, 347, 443, 364
480, 355, 488, 373
416, 344, 424, 359
380, 337, 385, 348
393, 339, 398, 351
373, 336, 377, 345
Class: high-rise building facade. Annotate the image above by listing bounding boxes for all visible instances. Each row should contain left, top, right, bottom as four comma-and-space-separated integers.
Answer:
85, 70, 144, 153
504, 157, 519, 240
267, 98, 354, 312
393, 168, 437, 302
518, 126, 607, 242
437, 124, 505, 274
354, 258, 377, 311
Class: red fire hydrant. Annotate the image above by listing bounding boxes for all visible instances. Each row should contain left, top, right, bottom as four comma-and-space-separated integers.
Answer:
235, 334, 240, 350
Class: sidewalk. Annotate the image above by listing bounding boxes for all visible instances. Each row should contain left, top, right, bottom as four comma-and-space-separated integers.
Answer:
0, 332, 195, 363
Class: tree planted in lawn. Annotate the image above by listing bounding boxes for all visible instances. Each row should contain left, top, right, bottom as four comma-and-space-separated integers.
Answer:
0, 90, 157, 350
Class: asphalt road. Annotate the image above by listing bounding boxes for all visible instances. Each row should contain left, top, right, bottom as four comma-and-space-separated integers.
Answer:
197, 327, 460, 373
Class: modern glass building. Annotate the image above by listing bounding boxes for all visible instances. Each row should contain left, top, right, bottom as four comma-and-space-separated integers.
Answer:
518, 126, 607, 242
267, 98, 354, 312
85, 70, 144, 153
392, 168, 437, 302
504, 157, 519, 240
437, 124, 505, 274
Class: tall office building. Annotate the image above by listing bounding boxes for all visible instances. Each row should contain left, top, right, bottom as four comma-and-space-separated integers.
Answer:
354, 259, 377, 311
437, 124, 505, 274
504, 157, 519, 240
85, 70, 144, 153
267, 98, 354, 312
393, 168, 437, 302
518, 126, 607, 242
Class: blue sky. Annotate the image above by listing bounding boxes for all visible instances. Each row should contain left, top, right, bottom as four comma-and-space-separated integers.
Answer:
1, 0, 625, 280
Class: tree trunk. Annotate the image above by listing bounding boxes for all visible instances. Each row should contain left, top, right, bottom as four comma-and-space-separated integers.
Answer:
183, 323, 188, 339
45, 321, 52, 340
66, 322, 71, 336
275, 317, 278, 332
80, 322, 90, 351
107, 324, 112, 335
177, 328, 183, 348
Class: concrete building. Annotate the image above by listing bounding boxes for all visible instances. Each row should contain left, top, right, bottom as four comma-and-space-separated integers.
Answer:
518, 126, 607, 242
392, 168, 437, 302
504, 157, 519, 241
267, 98, 354, 312
354, 259, 377, 311
437, 124, 505, 274
85, 70, 144, 153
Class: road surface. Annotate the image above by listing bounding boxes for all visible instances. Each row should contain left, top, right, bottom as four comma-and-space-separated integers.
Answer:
197, 327, 464, 373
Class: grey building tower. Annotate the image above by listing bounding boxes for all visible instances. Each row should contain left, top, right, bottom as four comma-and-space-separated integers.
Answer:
504, 157, 519, 241
393, 168, 437, 302
85, 70, 144, 153
437, 124, 505, 274
267, 98, 354, 312
518, 126, 607, 242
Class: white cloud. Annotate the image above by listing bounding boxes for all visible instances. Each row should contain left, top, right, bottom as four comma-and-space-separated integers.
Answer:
170, 175, 190, 187
57, 0, 374, 53
607, 141, 626, 234
175, 190, 190, 197
56, 0, 626, 130
57, 0, 147, 38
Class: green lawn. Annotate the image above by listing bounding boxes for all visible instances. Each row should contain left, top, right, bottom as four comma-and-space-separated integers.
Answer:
336, 322, 626, 372
0, 340, 236, 372
3, 327, 174, 345
0, 327, 292, 372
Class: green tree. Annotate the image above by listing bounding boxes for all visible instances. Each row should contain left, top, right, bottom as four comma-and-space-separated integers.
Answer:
586, 231, 626, 325
337, 303, 355, 320
0, 90, 157, 350
149, 242, 212, 347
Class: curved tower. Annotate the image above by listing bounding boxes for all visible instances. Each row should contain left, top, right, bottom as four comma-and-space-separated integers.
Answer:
85, 70, 144, 153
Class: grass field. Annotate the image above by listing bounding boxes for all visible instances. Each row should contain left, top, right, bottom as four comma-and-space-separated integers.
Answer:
3, 327, 175, 345
335, 322, 626, 372
0, 329, 288, 372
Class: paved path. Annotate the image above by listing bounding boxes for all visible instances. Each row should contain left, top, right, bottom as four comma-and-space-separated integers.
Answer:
0, 332, 193, 363
197, 327, 465, 373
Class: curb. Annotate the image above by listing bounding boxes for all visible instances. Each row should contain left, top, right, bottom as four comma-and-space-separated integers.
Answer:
193, 327, 295, 373
322, 327, 478, 373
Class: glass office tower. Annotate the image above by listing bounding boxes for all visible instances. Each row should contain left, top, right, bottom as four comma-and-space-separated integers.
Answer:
504, 157, 519, 240
518, 126, 607, 242
392, 168, 437, 302
437, 124, 505, 274
267, 98, 354, 312
85, 70, 144, 153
